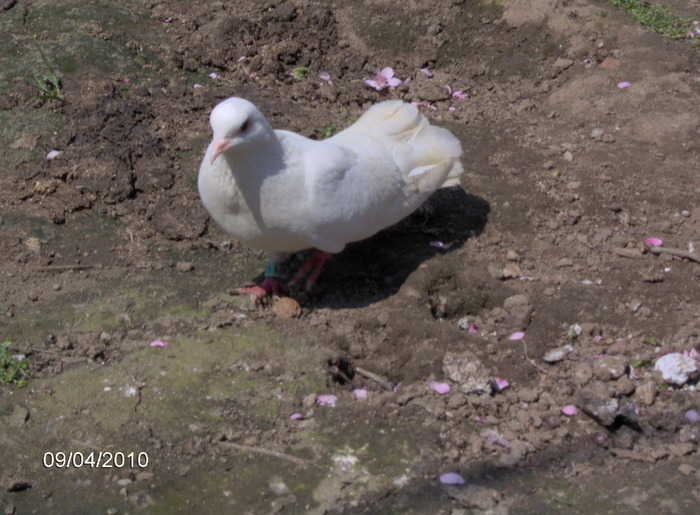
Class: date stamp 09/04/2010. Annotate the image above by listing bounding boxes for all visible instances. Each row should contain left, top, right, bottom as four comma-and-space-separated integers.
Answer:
42, 451, 149, 469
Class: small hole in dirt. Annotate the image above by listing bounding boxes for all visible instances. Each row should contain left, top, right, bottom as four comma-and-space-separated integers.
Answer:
328, 356, 355, 385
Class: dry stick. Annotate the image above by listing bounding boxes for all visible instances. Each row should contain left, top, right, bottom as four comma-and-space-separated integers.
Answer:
219, 442, 311, 466
355, 366, 394, 391
520, 339, 568, 379
647, 245, 700, 264
30, 264, 95, 272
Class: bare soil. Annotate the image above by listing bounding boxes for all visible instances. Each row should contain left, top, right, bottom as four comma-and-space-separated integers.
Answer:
1, 0, 700, 513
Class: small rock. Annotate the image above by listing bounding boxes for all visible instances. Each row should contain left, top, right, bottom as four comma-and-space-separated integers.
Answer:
543, 345, 573, 363
654, 353, 698, 386
573, 362, 594, 385
613, 376, 635, 396
554, 258, 573, 268
563, 151, 574, 162
553, 57, 574, 69
443, 351, 492, 394
678, 463, 696, 475
176, 261, 194, 272
613, 247, 643, 259
272, 297, 302, 318
506, 249, 520, 261
592, 355, 628, 381
446, 484, 500, 510
576, 381, 619, 427
634, 381, 657, 405
501, 263, 520, 279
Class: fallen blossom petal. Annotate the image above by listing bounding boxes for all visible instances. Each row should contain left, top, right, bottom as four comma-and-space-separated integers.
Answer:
444, 84, 452, 94
403, 77, 411, 85
387, 77, 402, 87
13, 354, 26, 362
353, 388, 368, 400
208, 72, 220, 79
379, 67, 395, 79
46, 150, 62, 160
452, 90, 468, 100
149, 340, 168, 348
193, 83, 204, 88
685, 409, 700, 424
429, 380, 451, 395
430, 240, 445, 248
617, 81, 631, 89
237, 56, 247, 62
289, 412, 304, 420
508, 331, 525, 341
439, 472, 465, 485
448, 106, 456, 111
492, 377, 510, 392
162, 17, 173, 23
316, 394, 337, 407
643, 237, 663, 247
474, 416, 490, 424
318, 72, 333, 86
364, 79, 384, 91
248, 73, 257, 80
562, 405, 578, 416
468, 325, 478, 335
420, 68, 433, 77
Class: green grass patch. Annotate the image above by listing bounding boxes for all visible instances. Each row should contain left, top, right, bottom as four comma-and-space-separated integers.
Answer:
607, 0, 694, 39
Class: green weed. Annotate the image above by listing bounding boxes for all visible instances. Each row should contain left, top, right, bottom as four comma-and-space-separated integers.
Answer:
1, 341, 30, 387
24, 35, 64, 100
607, 0, 693, 39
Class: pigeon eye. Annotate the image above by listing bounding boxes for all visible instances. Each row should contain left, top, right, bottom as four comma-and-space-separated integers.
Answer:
240, 119, 251, 134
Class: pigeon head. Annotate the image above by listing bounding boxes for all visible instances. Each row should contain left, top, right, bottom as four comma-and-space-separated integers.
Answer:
209, 98, 271, 163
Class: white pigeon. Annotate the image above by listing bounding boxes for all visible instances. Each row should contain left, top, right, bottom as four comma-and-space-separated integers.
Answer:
198, 97, 463, 299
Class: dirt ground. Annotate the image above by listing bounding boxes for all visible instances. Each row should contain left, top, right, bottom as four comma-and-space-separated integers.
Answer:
1, 0, 700, 512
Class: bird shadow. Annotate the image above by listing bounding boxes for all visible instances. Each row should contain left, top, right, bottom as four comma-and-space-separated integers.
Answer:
280, 187, 491, 309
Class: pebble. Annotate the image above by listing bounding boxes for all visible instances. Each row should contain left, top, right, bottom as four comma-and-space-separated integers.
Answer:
654, 353, 698, 386
543, 345, 573, 363
501, 263, 521, 279
592, 355, 628, 381
272, 297, 302, 318
575, 381, 619, 427
443, 351, 492, 394
573, 362, 594, 385
635, 381, 657, 405
176, 261, 194, 272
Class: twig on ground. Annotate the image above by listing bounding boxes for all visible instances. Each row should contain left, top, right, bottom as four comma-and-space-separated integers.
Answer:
219, 442, 311, 466
646, 245, 700, 264
30, 264, 95, 272
355, 366, 394, 391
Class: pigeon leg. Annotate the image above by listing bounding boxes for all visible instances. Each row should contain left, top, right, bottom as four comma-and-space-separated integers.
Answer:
288, 251, 330, 291
236, 262, 286, 301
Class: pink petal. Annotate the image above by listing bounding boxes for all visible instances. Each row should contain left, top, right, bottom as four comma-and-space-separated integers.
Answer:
364, 79, 382, 90
387, 77, 402, 87
289, 412, 304, 420
379, 67, 395, 79
237, 56, 247, 62
508, 331, 525, 341
208, 72, 220, 79
492, 377, 510, 392
444, 84, 452, 94
644, 237, 663, 247
46, 150, 62, 160
420, 68, 433, 77
685, 409, 699, 424
193, 83, 204, 89
353, 388, 368, 400
429, 380, 451, 395
439, 472, 465, 485
447, 106, 456, 111
617, 81, 631, 89
468, 325, 478, 335
316, 394, 337, 407
149, 340, 168, 348
562, 405, 578, 416
430, 241, 445, 248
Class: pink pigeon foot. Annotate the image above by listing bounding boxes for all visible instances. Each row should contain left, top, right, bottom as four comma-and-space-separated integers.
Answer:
288, 251, 331, 291
236, 276, 285, 301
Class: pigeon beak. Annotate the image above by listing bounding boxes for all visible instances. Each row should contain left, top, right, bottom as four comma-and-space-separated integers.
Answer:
210, 137, 232, 164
